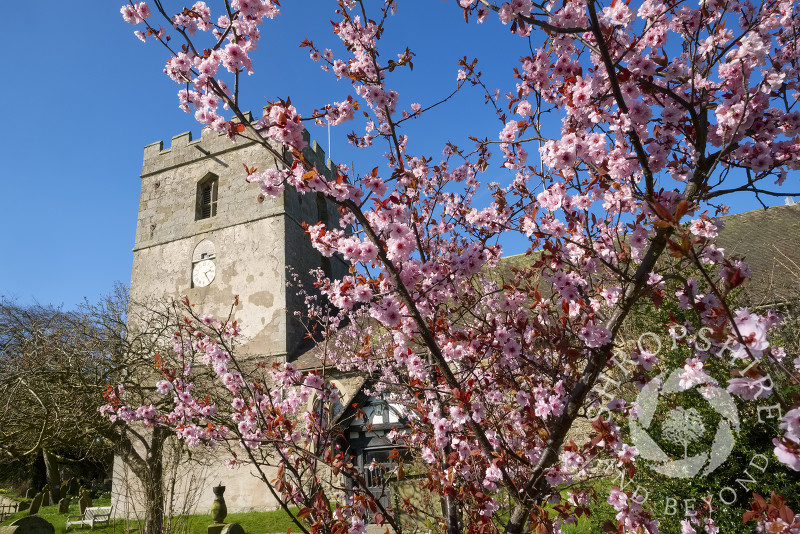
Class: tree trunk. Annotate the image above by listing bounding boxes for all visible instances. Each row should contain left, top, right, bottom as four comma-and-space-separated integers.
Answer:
31, 449, 47, 492
444, 495, 461, 534
110, 426, 170, 534
42, 449, 61, 503
142, 427, 167, 534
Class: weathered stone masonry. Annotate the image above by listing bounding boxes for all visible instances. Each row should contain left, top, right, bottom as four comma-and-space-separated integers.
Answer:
131, 118, 347, 360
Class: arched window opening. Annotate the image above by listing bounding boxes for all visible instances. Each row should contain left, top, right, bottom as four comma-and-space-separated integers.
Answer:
196, 174, 218, 220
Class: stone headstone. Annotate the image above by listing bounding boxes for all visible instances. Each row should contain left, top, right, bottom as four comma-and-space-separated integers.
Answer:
58, 485, 68, 501
17, 502, 29, 513
27, 494, 43, 516
49, 482, 60, 505
9, 516, 55, 534
39, 486, 49, 507
66, 479, 78, 496
57, 497, 70, 515
24, 489, 35, 500
78, 491, 92, 516
221, 523, 245, 534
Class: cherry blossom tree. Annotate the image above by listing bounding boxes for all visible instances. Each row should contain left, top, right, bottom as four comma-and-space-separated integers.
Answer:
114, 0, 800, 532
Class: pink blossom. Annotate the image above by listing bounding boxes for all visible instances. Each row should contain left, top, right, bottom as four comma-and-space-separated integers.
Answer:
689, 218, 719, 239
726, 377, 772, 400
733, 309, 769, 348
156, 380, 172, 394
121, 2, 150, 24
483, 463, 502, 490
773, 439, 800, 471
579, 323, 611, 348
601, 2, 634, 26
607, 488, 628, 511
780, 407, 800, 443
499, 120, 518, 142
679, 358, 708, 390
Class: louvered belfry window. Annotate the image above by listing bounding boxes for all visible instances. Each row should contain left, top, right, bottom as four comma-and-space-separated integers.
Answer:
196, 175, 218, 220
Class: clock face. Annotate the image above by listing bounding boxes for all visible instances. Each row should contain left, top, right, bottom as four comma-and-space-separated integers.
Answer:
192, 259, 216, 287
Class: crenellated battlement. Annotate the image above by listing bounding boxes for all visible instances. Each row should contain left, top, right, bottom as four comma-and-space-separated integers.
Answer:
141, 111, 335, 180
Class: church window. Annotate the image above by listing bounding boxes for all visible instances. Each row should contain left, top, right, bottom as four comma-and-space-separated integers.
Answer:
196, 174, 218, 220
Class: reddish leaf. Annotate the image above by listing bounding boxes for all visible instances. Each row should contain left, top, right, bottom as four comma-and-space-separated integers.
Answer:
779, 504, 795, 524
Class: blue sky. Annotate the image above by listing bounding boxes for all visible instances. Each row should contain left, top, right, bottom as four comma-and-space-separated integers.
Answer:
0, 1, 791, 309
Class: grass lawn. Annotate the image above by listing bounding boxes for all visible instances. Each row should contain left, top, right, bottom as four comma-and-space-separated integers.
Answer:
0, 496, 302, 534
1, 494, 593, 533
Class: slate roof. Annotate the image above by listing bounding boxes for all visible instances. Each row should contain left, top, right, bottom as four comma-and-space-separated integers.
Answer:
715, 204, 800, 305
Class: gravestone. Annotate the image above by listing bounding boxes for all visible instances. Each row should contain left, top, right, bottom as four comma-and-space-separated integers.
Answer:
221, 524, 245, 534
17, 502, 29, 513
39, 486, 49, 508
78, 490, 92, 516
9, 516, 55, 534
24, 489, 35, 500
26, 494, 43, 516
58, 484, 68, 501
57, 497, 70, 515
49, 482, 60, 505
66, 479, 78, 496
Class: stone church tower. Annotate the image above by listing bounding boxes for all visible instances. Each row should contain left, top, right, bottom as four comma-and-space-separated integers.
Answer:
130, 117, 346, 361
114, 119, 348, 517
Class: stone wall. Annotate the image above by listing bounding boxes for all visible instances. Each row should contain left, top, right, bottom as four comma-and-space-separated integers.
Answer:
111, 435, 282, 518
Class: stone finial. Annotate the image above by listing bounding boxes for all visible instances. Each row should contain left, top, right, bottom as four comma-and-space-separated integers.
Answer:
209, 484, 227, 524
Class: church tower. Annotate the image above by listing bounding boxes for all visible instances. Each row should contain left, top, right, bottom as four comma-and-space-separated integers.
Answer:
130, 114, 346, 361
115, 118, 349, 516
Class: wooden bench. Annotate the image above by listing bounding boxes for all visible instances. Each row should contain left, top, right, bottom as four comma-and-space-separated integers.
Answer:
66, 506, 113, 530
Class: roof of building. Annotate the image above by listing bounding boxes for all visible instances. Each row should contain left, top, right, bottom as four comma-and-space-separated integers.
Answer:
715, 204, 800, 305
